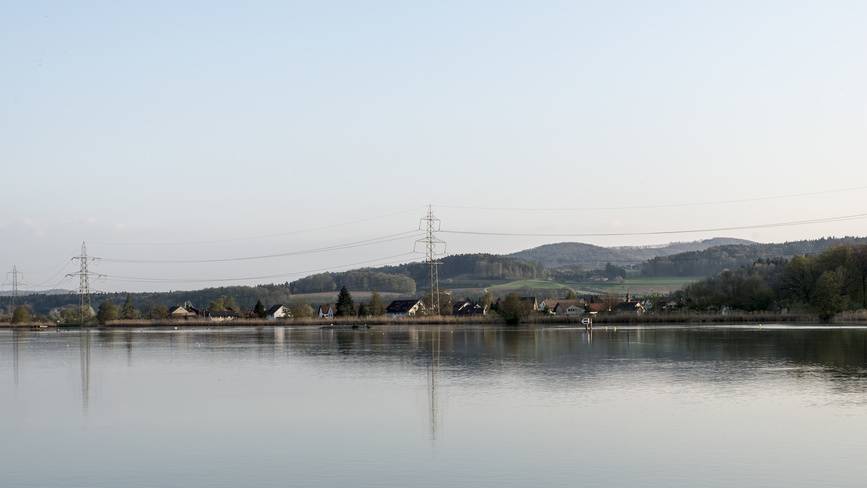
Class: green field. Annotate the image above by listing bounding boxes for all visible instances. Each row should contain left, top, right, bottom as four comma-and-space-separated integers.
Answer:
565, 276, 703, 295
460, 276, 701, 297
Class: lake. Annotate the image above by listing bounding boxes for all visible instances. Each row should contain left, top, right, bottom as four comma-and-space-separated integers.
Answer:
2, 325, 867, 487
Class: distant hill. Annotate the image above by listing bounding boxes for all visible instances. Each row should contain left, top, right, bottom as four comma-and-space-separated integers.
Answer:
0, 289, 73, 296
642, 236, 867, 277
509, 238, 754, 269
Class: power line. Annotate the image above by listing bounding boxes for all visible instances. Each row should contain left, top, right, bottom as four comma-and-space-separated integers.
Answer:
95, 230, 422, 264
90, 208, 422, 246
438, 212, 867, 238
99, 252, 422, 285
433, 184, 867, 212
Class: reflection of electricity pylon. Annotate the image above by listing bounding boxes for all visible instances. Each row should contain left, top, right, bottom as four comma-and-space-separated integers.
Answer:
415, 205, 446, 315
80, 331, 91, 412
12, 329, 21, 387
427, 329, 441, 440
67, 242, 101, 324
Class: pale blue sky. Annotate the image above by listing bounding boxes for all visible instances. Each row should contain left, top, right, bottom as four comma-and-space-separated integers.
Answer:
2, 1, 866, 291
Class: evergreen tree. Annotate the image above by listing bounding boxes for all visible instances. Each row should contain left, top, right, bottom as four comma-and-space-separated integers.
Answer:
120, 294, 139, 319
97, 300, 119, 325
357, 303, 369, 317
253, 299, 266, 318
335, 286, 355, 317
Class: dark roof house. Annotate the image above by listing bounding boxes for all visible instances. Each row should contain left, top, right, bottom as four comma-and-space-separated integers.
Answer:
386, 299, 425, 316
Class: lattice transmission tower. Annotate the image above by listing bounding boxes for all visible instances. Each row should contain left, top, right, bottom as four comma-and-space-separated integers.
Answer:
67, 242, 99, 324
7, 265, 23, 309
415, 205, 446, 315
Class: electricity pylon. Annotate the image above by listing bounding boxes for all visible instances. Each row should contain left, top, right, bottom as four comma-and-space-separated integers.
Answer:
415, 205, 446, 315
67, 242, 99, 324
6, 265, 23, 309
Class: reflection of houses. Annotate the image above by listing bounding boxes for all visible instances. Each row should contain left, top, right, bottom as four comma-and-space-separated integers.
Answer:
452, 299, 487, 316
317, 304, 335, 319
552, 300, 586, 317
168, 305, 201, 320
266, 304, 290, 320
386, 299, 425, 317
207, 309, 240, 322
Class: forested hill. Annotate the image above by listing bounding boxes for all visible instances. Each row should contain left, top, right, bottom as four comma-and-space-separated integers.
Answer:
12, 285, 294, 316
290, 254, 545, 294
642, 237, 867, 277
510, 238, 753, 268
380, 253, 545, 287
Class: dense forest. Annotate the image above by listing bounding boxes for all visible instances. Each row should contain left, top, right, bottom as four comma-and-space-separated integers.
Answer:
289, 270, 416, 294
642, 237, 867, 277
681, 244, 867, 319
379, 253, 546, 288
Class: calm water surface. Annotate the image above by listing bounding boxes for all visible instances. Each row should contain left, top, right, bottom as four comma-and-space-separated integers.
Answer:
2, 325, 867, 487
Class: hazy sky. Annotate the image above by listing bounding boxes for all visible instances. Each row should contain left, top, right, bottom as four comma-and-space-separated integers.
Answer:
2, 1, 867, 291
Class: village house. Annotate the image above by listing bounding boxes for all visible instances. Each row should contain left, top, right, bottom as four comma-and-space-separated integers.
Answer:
206, 309, 240, 322
317, 304, 335, 319
613, 301, 646, 316
538, 298, 558, 313
386, 298, 425, 318
265, 304, 290, 321
519, 296, 539, 312
552, 300, 586, 317
168, 305, 200, 320
586, 302, 610, 314
453, 299, 487, 316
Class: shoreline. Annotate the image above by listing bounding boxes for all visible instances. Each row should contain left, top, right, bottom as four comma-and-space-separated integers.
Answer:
2, 311, 866, 329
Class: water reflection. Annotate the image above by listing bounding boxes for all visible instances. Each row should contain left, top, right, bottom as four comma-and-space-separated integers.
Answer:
427, 329, 441, 441
79, 331, 91, 412
11, 329, 21, 388
4, 325, 867, 488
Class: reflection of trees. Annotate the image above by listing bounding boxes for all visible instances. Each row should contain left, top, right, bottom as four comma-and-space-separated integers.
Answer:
10, 325, 867, 409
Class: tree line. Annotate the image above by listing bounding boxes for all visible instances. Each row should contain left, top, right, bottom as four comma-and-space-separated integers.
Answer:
680, 244, 867, 319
